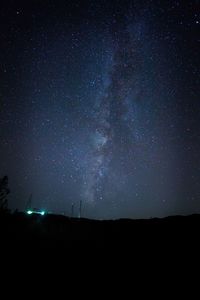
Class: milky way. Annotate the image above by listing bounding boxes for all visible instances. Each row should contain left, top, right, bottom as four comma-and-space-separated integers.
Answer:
84, 20, 142, 204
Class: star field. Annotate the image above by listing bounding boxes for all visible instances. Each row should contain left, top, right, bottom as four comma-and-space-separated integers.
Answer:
0, 0, 199, 219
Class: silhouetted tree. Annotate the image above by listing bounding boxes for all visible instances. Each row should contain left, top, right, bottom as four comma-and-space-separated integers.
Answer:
0, 176, 10, 211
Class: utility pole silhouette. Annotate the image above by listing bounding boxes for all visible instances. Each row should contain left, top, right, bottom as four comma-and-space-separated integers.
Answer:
71, 203, 74, 218
79, 200, 82, 218
26, 193, 32, 210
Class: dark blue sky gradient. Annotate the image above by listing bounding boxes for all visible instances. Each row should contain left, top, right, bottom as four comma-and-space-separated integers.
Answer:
0, 0, 199, 219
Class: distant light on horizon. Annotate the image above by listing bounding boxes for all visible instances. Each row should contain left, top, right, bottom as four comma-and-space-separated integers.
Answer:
26, 210, 45, 215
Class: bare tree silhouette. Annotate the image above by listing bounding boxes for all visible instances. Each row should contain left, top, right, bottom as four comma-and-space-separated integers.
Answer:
0, 176, 10, 211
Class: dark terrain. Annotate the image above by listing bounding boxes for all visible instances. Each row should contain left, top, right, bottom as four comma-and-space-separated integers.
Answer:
1, 211, 200, 250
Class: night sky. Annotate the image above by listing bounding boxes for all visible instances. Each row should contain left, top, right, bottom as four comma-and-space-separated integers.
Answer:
0, 0, 199, 219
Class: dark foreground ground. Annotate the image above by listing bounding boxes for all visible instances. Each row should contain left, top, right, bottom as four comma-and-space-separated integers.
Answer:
1, 212, 198, 290
1, 211, 200, 250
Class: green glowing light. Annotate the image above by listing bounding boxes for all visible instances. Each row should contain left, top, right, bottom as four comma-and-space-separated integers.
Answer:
27, 209, 46, 215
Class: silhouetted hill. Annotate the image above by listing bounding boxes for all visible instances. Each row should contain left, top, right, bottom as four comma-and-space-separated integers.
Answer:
1, 211, 200, 250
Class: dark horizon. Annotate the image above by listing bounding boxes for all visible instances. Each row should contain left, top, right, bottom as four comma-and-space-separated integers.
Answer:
0, 0, 199, 219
